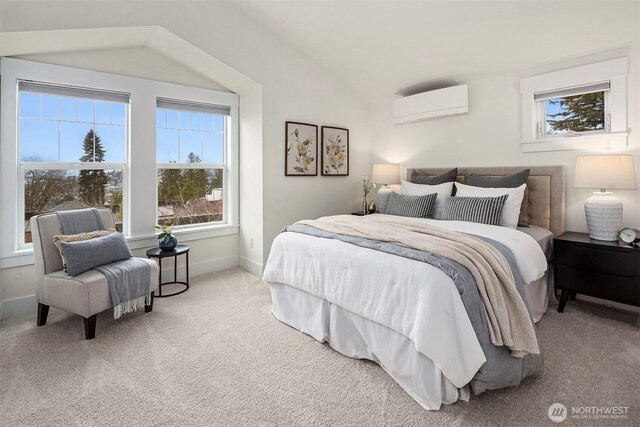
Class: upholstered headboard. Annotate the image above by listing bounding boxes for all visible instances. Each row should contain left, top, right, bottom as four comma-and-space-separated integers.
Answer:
406, 166, 566, 236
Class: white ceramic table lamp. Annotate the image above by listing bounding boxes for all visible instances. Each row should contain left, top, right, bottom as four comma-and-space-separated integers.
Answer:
574, 154, 636, 241
372, 163, 400, 213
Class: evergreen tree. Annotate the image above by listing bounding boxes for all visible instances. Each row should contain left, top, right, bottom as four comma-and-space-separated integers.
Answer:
547, 92, 605, 133
78, 129, 108, 206
158, 166, 183, 203
210, 169, 223, 190
182, 152, 208, 200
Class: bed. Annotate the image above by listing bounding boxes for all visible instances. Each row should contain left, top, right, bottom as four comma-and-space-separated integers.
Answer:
263, 166, 565, 410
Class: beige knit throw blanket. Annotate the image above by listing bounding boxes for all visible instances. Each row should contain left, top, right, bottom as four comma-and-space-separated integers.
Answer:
296, 215, 540, 357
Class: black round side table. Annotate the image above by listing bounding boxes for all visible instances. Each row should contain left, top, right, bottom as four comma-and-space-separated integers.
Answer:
146, 245, 190, 298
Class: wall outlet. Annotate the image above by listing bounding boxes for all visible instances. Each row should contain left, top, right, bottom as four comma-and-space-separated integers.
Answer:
249, 238, 254, 249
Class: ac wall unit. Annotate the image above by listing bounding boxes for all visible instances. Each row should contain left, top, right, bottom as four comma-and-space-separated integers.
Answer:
392, 84, 468, 124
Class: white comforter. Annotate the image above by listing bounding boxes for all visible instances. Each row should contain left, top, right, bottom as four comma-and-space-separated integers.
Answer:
262, 214, 547, 388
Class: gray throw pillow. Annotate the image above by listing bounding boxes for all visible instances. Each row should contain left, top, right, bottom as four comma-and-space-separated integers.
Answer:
465, 169, 530, 188
442, 195, 509, 226
409, 168, 458, 185
385, 192, 437, 218
464, 169, 530, 227
60, 232, 133, 276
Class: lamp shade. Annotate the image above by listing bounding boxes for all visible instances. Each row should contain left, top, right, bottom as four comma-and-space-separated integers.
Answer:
574, 155, 636, 190
372, 163, 400, 185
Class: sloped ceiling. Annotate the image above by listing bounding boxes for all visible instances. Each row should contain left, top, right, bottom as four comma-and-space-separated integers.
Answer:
16, 46, 232, 92
236, 0, 640, 101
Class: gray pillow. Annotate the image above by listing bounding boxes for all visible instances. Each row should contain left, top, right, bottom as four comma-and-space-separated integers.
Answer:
465, 169, 530, 188
464, 169, 530, 227
60, 232, 133, 276
409, 168, 458, 185
442, 195, 508, 226
385, 192, 437, 218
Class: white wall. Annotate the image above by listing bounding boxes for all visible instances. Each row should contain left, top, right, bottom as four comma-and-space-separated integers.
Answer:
0, 1, 372, 317
371, 47, 640, 232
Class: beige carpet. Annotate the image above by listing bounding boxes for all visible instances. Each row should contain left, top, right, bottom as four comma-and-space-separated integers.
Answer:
1, 268, 638, 426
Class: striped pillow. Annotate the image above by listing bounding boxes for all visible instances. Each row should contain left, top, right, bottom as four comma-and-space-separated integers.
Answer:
385, 192, 437, 218
442, 195, 509, 225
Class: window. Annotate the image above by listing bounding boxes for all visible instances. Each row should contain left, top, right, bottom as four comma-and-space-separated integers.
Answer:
537, 82, 608, 136
1, 58, 239, 261
156, 99, 229, 227
18, 82, 128, 245
520, 58, 628, 152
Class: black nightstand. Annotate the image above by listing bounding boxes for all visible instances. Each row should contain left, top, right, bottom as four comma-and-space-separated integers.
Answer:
554, 232, 640, 312
351, 212, 367, 216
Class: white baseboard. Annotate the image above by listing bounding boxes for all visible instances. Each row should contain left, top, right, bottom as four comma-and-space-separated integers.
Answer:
0, 255, 240, 322
158, 255, 238, 278
239, 257, 263, 277
0, 294, 37, 320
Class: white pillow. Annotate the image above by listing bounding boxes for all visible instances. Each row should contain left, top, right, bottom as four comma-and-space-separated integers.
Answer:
453, 182, 526, 228
400, 180, 454, 220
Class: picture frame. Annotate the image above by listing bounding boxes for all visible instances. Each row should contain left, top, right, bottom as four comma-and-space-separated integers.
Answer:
321, 126, 349, 176
285, 121, 318, 176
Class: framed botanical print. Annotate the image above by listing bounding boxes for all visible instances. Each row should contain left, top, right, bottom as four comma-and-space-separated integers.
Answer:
285, 121, 318, 176
321, 126, 349, 176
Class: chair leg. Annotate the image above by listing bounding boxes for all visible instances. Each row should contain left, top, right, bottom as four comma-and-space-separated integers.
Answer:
37, 303, 50, 326
84, 314, 97, 340
145, 291, 155, 313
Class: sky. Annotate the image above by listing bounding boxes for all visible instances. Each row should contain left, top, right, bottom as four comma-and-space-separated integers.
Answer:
544, 95, 604, 135
19, 93, 224, 164
156, 108, 224, 164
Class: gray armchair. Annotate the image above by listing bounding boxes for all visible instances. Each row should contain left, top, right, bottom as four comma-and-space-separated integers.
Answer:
30, 208, 159, 339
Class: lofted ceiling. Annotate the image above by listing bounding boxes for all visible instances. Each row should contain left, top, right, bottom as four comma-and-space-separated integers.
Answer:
16, 46, 232, 92
235, 0, 640, 102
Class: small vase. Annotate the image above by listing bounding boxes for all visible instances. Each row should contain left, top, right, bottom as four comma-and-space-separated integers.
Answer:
368, 201, 377, 214
362, 196, 368, 215
159, 234, 177, 251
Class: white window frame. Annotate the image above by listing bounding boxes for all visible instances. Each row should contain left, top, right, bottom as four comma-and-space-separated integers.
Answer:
155, 100, 230, 229
16, 83, 130, 249
0, 58, 239, 266
520, 57, 628, 152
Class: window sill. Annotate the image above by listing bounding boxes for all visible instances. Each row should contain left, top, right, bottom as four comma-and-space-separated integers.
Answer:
0, 250, 34, 269
126, 223, 239, 250
521, 131, 628, 152
0, 223, 239, 269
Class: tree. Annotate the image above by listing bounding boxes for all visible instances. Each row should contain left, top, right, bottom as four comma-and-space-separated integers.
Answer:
157, 152, 218, 225
182, 152, 208, 200
78, 129, 108, 206
111, 191, 123, 212
210, 169, 223, 190
158, 165, 183, 203
547, 92, 605, 133
110, 190, 123, 222
24, 167, 69, 214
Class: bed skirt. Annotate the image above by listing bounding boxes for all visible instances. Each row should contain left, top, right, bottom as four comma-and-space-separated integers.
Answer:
269, 282, 470, 410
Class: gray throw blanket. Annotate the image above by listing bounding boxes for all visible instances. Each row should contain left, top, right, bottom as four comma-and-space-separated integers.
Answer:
95, 259, 151, 319
56, 208, 105, 234
285, 223, 543, 394
57, 208, 150, 319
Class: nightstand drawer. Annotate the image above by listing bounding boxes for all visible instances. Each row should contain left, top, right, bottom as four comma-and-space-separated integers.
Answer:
555, 240, 640, 277
556, 265, 640, 306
